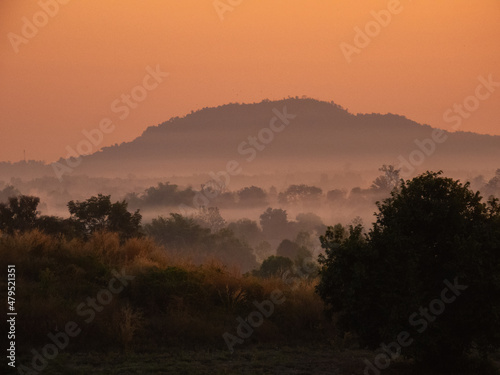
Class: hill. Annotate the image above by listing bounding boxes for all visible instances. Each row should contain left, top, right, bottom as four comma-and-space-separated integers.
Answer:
2, 98, 499, 180
63, 98, 500, 178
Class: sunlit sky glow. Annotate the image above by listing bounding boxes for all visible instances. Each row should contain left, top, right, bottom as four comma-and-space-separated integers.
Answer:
0, 0, 499, 162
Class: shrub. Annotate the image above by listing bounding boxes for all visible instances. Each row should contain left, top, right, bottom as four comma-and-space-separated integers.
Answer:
316, 172, 500, 369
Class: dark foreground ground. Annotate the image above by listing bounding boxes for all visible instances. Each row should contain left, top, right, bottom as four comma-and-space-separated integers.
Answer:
14, 346, 500, 375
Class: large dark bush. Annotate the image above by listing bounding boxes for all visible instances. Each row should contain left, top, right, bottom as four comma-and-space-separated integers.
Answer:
317, 172, 500, 369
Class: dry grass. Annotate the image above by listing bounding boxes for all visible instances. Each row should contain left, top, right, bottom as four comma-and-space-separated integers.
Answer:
0, 230, 334, 354
3, 231, 498, 374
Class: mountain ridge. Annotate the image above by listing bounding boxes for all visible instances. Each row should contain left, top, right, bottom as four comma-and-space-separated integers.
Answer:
1, 98, 498, 180
73, 98, 498, 177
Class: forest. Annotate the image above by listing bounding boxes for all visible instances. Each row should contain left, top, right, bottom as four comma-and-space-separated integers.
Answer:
1, 168, 500, 374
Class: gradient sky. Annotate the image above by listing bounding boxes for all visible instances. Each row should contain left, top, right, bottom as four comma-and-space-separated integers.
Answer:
0, 0, 499, 163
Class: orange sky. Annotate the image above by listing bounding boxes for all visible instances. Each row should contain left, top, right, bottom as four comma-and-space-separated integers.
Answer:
0, 0, 499, 163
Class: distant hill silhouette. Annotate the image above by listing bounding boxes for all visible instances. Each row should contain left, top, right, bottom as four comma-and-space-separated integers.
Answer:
2, 98, 499, 180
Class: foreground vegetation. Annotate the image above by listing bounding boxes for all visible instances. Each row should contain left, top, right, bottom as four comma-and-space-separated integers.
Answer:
2, 232, 499, 373
13, 346, 500, 375
317, 172, 500, 370
2, 170, 500, 374
0, 230, 332, 355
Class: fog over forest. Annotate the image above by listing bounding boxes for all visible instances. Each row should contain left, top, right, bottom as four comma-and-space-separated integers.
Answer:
2, 1, 500, 373
2, 99, 500, 374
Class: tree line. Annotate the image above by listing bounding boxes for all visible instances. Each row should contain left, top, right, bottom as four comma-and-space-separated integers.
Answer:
0, 193, 324, 273
2, 170, 500, 371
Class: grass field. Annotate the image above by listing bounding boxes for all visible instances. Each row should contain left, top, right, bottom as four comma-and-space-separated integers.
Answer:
14, 346, 500, 375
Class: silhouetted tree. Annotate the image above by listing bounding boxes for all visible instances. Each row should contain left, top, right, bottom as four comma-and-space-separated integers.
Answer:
145, 213, 210, 249
227, 218, 263, 247
211, 228, 258, 272
294, 230, 321, 258
254, 255, 294, 278
370, 164, 401, 192
194, 206, 226, 233
68, 194, 142, 240
237, 186, 268, 206
326, 189, 346, 202
126, 182, 196, 208
276, 239, 300, 258
276, 239, 312, 265
483, 168, 500, 198
259, 207, 290, 241
36, 215, 82, 239
0, 195, 40, 234
278, 184, 323, 205
317, 171, 500, 369
295, 212, 326, 234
